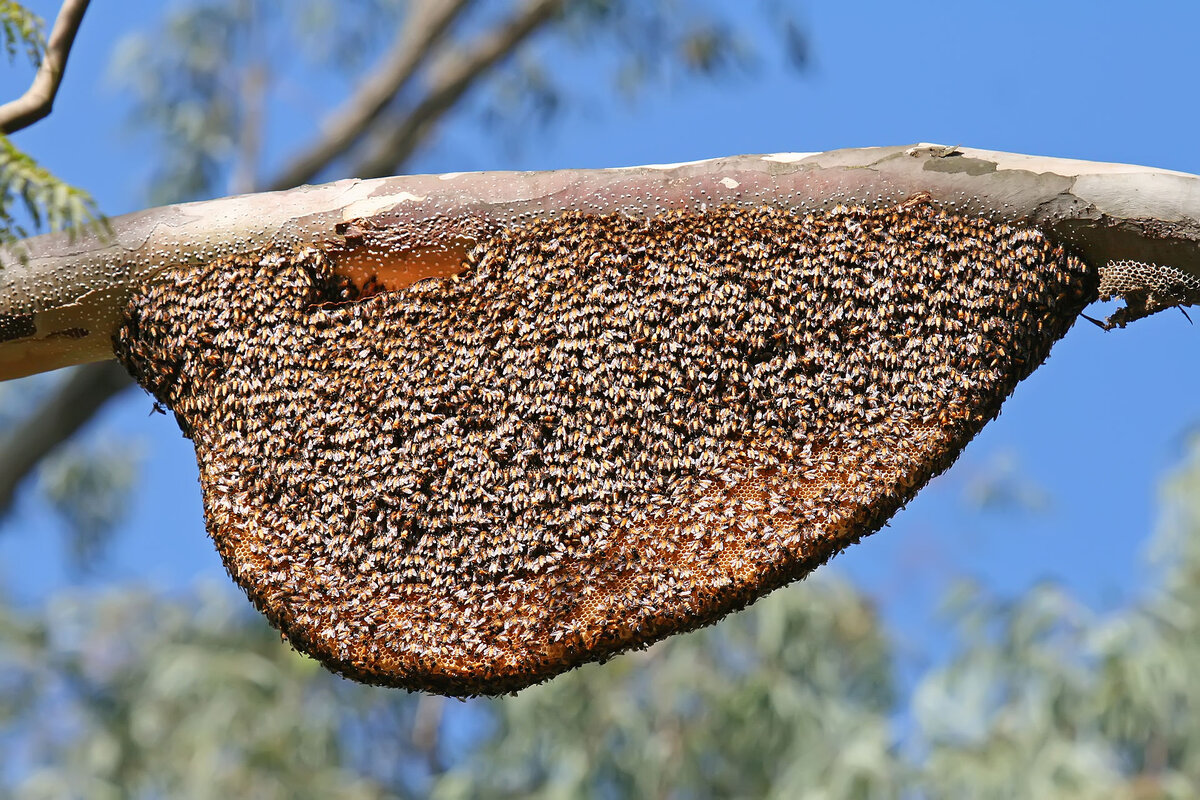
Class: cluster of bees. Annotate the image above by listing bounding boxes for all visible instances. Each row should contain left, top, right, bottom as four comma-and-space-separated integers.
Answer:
114, 197, 1097, 696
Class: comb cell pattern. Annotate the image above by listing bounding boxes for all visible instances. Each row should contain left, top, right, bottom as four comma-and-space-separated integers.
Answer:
114, 200, 1097, 696
1097, 259, 1200, 327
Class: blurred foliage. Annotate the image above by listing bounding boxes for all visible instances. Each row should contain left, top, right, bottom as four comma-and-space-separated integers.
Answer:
0, 2, 102, 250
961, 450, 1053, 515
108, 0, 277, 204
0, 576, 901, 798
37, 435, 142, 572
108, 0, 807, 204
433, 581, 902, 800
0, 0, 44, 65
0, 134, 102, 246
0, 585, 405, 799
4, 440, 1200, 796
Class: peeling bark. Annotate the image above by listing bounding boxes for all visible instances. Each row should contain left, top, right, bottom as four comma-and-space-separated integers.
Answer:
2, 143, 1198, 381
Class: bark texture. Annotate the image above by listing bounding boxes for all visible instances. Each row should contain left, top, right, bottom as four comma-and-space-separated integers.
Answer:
2, 143, 1198, 382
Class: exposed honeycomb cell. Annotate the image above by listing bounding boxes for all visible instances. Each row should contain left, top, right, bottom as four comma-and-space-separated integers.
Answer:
113, 199, 1097, 696
1097, 259, 1200, 327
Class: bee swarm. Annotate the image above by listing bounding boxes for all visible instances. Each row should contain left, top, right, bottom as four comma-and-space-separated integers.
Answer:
114, 198, 1096, 696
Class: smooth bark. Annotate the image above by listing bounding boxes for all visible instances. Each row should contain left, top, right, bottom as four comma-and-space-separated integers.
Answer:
2, 143, 1199, 383
0, 0, 91, 134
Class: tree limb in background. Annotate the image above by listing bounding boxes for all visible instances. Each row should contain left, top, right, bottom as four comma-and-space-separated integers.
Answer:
0, 0, 562, 523
228, 60, 267, 197
0, 0, 91, 134
353, 0, 564, 179
0, 359, 128, 516
267, 0, 477, 192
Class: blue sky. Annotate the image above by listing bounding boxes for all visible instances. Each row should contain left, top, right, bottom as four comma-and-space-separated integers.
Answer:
2, 0, 1199, 676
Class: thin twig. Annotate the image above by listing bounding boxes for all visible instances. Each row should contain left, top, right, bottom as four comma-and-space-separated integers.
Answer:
266, 0, 476, 192
353, 0, 563, 179
0, 0, 92, 134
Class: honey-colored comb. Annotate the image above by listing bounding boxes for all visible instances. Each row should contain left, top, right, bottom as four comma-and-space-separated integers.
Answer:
5, 146, 1198, 696
114, 198, 1095, 695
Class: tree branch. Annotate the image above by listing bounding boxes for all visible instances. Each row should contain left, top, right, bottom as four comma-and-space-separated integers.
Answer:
0, 0, 91, 135
0, 359, 129, 517
0, 0, 481, 519
266, 0, 476, 192
2, 145, 1199, 523
352, 0, 564, 180
3, 144, 1199, 379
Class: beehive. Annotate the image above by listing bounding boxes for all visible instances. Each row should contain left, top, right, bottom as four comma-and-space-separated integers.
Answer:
113, 197, 1097, 696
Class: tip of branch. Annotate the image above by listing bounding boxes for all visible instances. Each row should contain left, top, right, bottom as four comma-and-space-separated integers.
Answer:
1096, 260, 1200, 330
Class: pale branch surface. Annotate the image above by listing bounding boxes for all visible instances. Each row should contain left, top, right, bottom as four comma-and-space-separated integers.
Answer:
0, 0, 90, 134
2, 144, 1198, 384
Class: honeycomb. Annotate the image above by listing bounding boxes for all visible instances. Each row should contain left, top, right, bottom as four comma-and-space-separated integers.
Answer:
1097, 259, 1200, 327
113, 199, 1097, 696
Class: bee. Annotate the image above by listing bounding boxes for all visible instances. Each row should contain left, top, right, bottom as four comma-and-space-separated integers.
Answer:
111, 193, 1096, 696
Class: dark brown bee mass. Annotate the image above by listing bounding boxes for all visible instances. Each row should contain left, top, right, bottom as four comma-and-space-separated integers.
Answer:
113, 199, 1097, 696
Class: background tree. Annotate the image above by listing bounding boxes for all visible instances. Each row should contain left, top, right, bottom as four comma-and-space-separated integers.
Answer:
1, 1, 1199, 796
4, 441, 1200, 796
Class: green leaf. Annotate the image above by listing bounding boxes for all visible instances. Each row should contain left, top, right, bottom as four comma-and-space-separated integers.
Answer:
0, 0, 44, 65
0, 133, 104, 250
